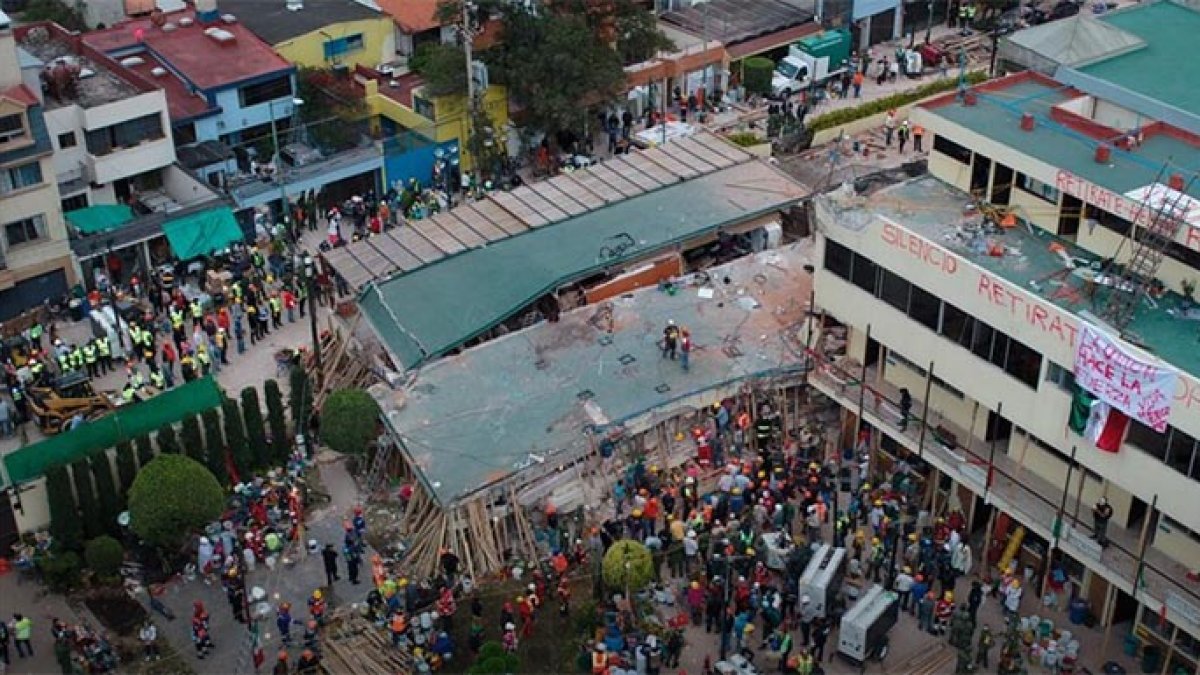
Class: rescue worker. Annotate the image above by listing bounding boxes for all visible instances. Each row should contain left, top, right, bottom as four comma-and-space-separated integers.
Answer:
269, 292, 283, 329
149, 365, 166, 391
190, 298, 204, 329
82, 341, 97, 378
70, 344, 84, 373
272, 650, 290, 675
95, 335, 112, 374
296, 648, 320, 674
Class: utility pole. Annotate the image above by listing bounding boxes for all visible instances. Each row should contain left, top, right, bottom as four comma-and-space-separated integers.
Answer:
461, 0, 482, 192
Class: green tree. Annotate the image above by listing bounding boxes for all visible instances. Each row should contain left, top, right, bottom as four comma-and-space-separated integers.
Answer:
70, 459, 103, 541
181, 415, 205, 464
46, 465, 82, 552
128, 455, 225, 550
743, 57, 774, 96
84, 535, 124, 582
135, 434, 156, 468
156, 423, 180, 454
411, 42, 468, 97
289, 366, 312, 438
601, 539, 654, 591
114, 441, 137, 499
320, 389, 381, 455
296, 67, 370, 153
241, 387, 270, 469
486, 7, 625, 141
612, 0, 675, 65
264, 379, 289, 464
88, 454, 120, 537
21, 0, 87, 31
223, 398, 252, 480
202, 409, 229, 486
468, 641, 521, 674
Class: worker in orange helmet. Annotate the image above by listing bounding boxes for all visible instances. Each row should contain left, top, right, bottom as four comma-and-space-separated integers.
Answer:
272, 650, 290, 675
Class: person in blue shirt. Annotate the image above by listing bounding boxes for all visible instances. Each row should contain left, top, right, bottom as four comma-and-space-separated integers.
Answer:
909, 574, 929, 616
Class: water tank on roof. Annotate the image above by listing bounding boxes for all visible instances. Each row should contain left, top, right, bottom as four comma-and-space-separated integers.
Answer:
195, 0, 218, 22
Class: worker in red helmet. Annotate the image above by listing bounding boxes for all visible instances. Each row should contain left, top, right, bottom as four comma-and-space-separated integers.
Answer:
272, 650, 290, 675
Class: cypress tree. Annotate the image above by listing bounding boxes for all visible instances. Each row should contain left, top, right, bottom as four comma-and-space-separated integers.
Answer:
70, 460, 103, 541
89, 454, 121, 537
241, 387, 269, 469
223, 399, 252, 481
181, 415, 205, 464
114, 441, 137, 506
155, 423, 180, 454
135, 434, 156, 468
46, 465, 83, 552
202, 409, 229, 486
264, 379, 289, 464
289, 366, 311, 434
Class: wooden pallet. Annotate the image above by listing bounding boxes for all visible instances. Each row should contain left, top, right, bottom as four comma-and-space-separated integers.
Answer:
889, 641, 953, 675
321, 609, 415, 675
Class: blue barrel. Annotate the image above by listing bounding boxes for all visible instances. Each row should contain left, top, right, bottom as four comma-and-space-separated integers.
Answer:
1070, 598, 1089, 625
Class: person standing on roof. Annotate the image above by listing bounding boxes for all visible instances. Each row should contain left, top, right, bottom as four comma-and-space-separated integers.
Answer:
679, 328, 692, 371
662, 320, 679, 360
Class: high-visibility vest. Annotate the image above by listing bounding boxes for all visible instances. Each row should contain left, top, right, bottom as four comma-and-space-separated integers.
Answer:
190, 301, 203, 318
122, 387, 136, 402
96, 338, 110, 357
83, 345, 96, 363
58, 353, 71, 370
196, 350, 211, 366
70, 348, 84, 367
11, 387, 23, 402
170, 309, 184, 329
269, 297, 282, 313
150, 370, 165, 389
30, 323, 43, 340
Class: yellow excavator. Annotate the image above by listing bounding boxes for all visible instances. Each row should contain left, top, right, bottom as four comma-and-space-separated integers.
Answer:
26, 372, 117, 435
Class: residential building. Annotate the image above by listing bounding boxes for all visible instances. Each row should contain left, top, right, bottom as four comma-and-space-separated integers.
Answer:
810, 2, 1200, 668
219, 0, 396, 71
375, 0, 457, 60
0, 10, 75, 320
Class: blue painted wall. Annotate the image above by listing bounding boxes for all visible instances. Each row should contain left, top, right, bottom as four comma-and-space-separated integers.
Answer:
381, 124, 455, 191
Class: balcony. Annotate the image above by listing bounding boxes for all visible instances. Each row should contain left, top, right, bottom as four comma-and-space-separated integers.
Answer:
807, 353, 1200, 623
222, 143, 383, 211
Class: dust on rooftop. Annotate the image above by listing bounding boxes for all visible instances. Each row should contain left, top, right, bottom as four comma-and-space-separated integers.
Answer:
17, 25, 139, 110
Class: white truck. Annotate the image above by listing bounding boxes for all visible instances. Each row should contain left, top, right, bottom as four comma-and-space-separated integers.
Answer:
771, 28, 852, 97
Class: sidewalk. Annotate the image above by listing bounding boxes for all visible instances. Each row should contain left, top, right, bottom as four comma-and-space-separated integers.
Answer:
0, 571, 87, 674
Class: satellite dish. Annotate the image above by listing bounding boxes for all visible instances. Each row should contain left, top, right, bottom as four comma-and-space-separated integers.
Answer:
118, 511, 131, 526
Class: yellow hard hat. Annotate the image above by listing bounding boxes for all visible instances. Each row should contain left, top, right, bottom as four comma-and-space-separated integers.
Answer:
313, 589, 322, 600
944, 591, 954, 602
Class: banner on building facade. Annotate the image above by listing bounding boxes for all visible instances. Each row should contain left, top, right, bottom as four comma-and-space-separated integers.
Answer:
1073, 323, 1178, 433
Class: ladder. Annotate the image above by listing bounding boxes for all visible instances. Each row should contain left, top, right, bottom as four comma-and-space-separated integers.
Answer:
362, 437, 395, 494
1100, 173, 1196, 333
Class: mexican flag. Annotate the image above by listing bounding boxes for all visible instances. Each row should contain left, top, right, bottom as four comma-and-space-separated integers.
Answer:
1069, 385, 1128, 453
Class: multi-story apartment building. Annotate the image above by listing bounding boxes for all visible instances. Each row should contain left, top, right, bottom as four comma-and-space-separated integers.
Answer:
810, 2, 1200, 671
0, 10, 75, 320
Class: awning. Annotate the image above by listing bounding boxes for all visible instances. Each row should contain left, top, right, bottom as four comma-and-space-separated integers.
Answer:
162, 206, 244, 260
65, 204, 136, 235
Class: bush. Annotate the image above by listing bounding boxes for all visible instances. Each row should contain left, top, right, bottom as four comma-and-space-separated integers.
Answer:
264, 379, 289, 464
743, 57, 775, 96
202, 409, 228, 486
128, 455, 225, 550
46, 465, 82, 552
806, 70, 988, 132
84, 536, 125, 581
241, 387, 269, 469
601, 539, 654, 592
726, 131, 764, 147
71, 460, 103, 541
320, 389, 381, 455
181, 415, 205, 464
223, 398, 252, 481
89, 454, 121, 537
468, 641, 520, 674
39, 551, 83, 592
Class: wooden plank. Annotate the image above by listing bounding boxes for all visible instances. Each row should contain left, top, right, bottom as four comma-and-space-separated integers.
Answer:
349, 240, 398, 280
471, 197, 537, 235
692, 131, 753, 163
431, 211, 485, 248
369, 232, 423, 271
490, 189, 550, 228
553, 173, 608, 210
659, 138, 720, 174
410, 216, 467, 254
322, 248, 374, 289
611, 153, 673, 189
672, 135, 733, 169
588, 162, 647, 197
508, 184, 571, 224
454, 203, 512, 241
392, 226, 445, 264
640, 144, 701, 179
530, 179, 589, 216
569, 166, 624, 202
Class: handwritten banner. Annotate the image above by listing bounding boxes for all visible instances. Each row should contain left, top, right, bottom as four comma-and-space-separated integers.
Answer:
1073, 323, 1178, 432
1055, 171, 1200, 253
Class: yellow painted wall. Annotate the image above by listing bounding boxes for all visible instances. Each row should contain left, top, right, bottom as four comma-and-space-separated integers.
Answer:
273, 17, 396, 70
1154, 517, 1200, 573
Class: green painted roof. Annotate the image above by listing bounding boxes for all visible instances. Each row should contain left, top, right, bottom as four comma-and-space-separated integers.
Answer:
1080, 1, 1200, 118
65, 204, 135, 234
162, 206, 244, 261
360, 160, 807, 369
3, 376, 223, 485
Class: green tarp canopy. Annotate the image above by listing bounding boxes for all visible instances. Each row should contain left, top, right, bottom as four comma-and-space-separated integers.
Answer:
2, 376, 223, 485
64, 204, 135, 234
162, 206, 244, 261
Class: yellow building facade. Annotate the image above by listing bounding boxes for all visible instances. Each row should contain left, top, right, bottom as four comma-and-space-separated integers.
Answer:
271, 16, 397, 70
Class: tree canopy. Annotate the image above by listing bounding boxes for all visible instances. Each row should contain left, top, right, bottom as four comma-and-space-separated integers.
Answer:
320, 389, 381, 455
601, 539, 654, 591
411, 42, 469, 98
128, 455, 224, 550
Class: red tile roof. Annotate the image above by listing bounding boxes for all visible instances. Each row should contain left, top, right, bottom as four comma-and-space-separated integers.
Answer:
82, 9, 292, 92
376, 0, 442, 33
0, 84, 40, 107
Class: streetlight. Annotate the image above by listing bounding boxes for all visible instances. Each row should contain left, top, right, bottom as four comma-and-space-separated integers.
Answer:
302, 252, 322, 377
269, 97, 305, 236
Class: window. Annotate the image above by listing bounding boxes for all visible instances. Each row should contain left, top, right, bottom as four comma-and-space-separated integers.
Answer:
323, 33, 366, 59
939, 302, 972, 346
971, 320, 995, 361
879, 268, 910, 313
85, 113, 164, 155
0, 162, 43, 194
3, 214, 47, 247
824, 238, 852, 279
851, 254, 878, 294
239, 76, 293, 108
57, 131, 77, 149
413, 94, 435, 121
888, 349, 965, 398
989, 330, 1010, 369
1087, 205, 1132, 236
909, 285, 940, 331
1005, 338, 1043, 389
61, 193, 88, 212
1016, 172, 1060, 203
1127, 421, 1168, 461
0, 113, 24, 144
1165, 428, 1197, 476
1045, 361, 1075, 392
933, 134, 971, 164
